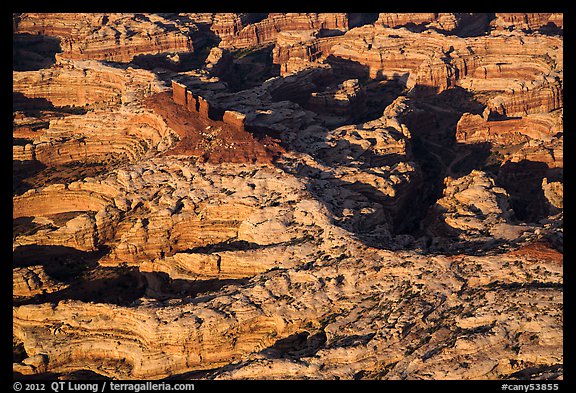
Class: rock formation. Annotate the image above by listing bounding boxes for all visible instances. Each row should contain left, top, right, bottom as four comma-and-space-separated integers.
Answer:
271, 23, 562, 98
216, 13, 349, 49
375, 13, 492, 37
13, 58, 167, 108
13, 265, 69, 300
425, 170, 529, 241
14, 13, 195, 63
13, 13, 563, 382
13, 237, 563, 379
492, 13, 563, 31
456, 113, 559, 146
305, 78, 366, 121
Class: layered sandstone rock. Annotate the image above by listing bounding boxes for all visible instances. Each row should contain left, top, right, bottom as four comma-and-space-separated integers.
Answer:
492, 13, 563, 31
13, 58, 166, 108
376, 13, 491, 36
213, 245, 562, 379
14, 156, 330, 269
204, 47, 233, 77
14, 212, 99, 252
542, 178, 562, 214
12, 59, 179, 199
426, 170, 529, 241
13, 182, 120, 252
219, 13, 349, 49
272, 31, 336, 76
13, 110, 176, 166
180, 13, 268, 45
208, 13, 254, 41
272, 24, 562, 98
139, 240, 318, 286
507, 137, 563, 169
376, 13, 437, 28
305, 78, 366, 120
13, 265, 69, 299
102, 163, 326, 266
13, 13, 563, 382
14, 236, 562, 379
484, 79, 563, 118
456, 113, 560, 145
13, 185, 113, 220
274, 25, 458, 84
14, 13, 195, 63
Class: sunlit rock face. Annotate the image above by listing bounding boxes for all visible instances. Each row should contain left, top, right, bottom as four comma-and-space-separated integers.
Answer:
13, 12, 562, 381
14, 13, 195, 63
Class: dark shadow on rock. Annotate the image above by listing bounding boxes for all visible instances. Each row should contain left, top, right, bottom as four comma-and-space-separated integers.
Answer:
13, 160, 46, 196
261, 330, 327, 359
163, 366, 223, 380
422, 237, 508, 257
329, 332, 376, 348
348, 13, 380, 28
13, 92, 54, 111
141, 271, 251, 300
497, 160, 561, 223
13, 137, 33, 146
361, 79, 406, 124
13, 215, 54, 239
57, 370, 112, 380
485, 280, 562, 291
226, 45, 280, 92
14, 266, 146, 307
13, 245, 108, 282
131, 52, 207, 73
13, 33, 61, 71
183, 239, 268, 254
396, 88, 491, 236
13, 92, 89, 115
401, 22, 430, 33
13, 340, 26, 363
13, 371, 63, 381
183, 235, 315, 255
537, 22, 563, 37
423, 86, 486, 115
509, 364, 563, 380
436, 13, 494, 38
449, 142, 493, 177
325, 54, 370, 81
12, 245, 149, 306
318, 28, 346, 38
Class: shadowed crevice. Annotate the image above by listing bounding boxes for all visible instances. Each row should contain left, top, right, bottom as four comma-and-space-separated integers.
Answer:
14, 266, 146, 307
13, 33, 62, 71
13, 245, 108, 281
141, 272, 251, 301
